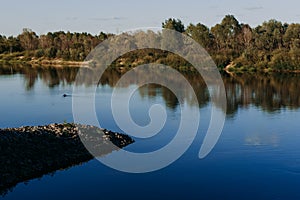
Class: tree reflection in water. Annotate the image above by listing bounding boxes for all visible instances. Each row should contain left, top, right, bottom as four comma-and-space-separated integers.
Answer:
1, 64, 300, 116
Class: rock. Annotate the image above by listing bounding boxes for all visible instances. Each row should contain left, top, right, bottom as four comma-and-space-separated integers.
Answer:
0, 123, 134, 196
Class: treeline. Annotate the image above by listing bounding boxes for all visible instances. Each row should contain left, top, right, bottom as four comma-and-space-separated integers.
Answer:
163, 16, 300, 71
113, 16, 300, 72
0, 29, 111, 61
1, 15, 300, 71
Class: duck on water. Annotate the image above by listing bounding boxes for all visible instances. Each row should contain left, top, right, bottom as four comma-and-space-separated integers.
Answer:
62, 93, 72, 97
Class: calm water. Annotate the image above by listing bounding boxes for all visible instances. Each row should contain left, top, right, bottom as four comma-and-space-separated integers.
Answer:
1, 65, 300, 199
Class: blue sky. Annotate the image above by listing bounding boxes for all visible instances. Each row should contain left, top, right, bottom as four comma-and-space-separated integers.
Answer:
1, 0, 300, 36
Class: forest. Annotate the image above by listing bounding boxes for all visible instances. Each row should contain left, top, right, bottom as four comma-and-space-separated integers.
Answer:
1, 15, 300, 72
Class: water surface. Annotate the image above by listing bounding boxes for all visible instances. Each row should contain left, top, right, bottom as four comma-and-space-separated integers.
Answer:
1, 65, 300, 199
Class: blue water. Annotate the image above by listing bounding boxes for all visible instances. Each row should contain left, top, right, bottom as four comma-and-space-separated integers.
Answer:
1, 70, 300, 199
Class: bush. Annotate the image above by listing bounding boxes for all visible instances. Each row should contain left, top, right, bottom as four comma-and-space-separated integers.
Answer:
35, 49, 44, 58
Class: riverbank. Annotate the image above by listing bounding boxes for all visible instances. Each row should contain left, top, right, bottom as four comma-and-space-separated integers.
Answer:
2, 52, 300, 74
0, 58, 89, 67
29, 58, 90, 67
223, 61, 300, 74
0, 52, 90, 67
0, 123, 134, 196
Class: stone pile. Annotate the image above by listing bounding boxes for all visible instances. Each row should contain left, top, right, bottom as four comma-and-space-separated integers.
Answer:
0, 123, 134, 195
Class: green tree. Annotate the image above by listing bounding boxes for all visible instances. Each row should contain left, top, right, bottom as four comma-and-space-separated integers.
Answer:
283, 23, 300, 49
162, 18, 185, 33
18, 28, 39, 51
7, 36, 22, 53
186, 23, 213, 50
0, 35, 8, 54
254, 20, 286, 52
210, 15, 242, 66
211, 15, 241, 51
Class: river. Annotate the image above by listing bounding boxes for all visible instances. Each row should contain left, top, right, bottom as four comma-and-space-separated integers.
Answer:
1, 65, 300, 199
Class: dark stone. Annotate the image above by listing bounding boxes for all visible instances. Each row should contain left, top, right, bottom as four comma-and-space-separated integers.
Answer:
0, 123, 134, 196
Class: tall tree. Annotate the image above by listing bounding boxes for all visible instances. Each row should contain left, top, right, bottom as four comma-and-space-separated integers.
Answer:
211, 15, 241, 51
283, 23, 300, 49
254, 19, 286, 52
186, 23, 213, 50
0, 35, 8, 54
162, 18, 185, 33
18, 28, 39, 51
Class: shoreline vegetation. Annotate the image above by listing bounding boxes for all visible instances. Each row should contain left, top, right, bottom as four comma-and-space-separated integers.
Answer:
0, 123, 134, 196
0, 52, 90, 67
1, 15, 300, 73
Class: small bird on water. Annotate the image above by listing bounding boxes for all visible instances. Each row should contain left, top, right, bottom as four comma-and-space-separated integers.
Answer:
62, 94, 71, 97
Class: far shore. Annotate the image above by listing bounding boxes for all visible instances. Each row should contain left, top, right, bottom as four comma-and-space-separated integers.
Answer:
2, 56, 300, 74
29, 58, 90, 67
0, 58, 90, 68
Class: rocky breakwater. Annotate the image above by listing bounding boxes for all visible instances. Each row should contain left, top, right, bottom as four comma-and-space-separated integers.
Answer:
0, 123, 134, 195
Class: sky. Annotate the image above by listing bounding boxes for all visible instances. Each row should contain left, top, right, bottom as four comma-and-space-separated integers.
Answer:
1, 0, 300, 36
